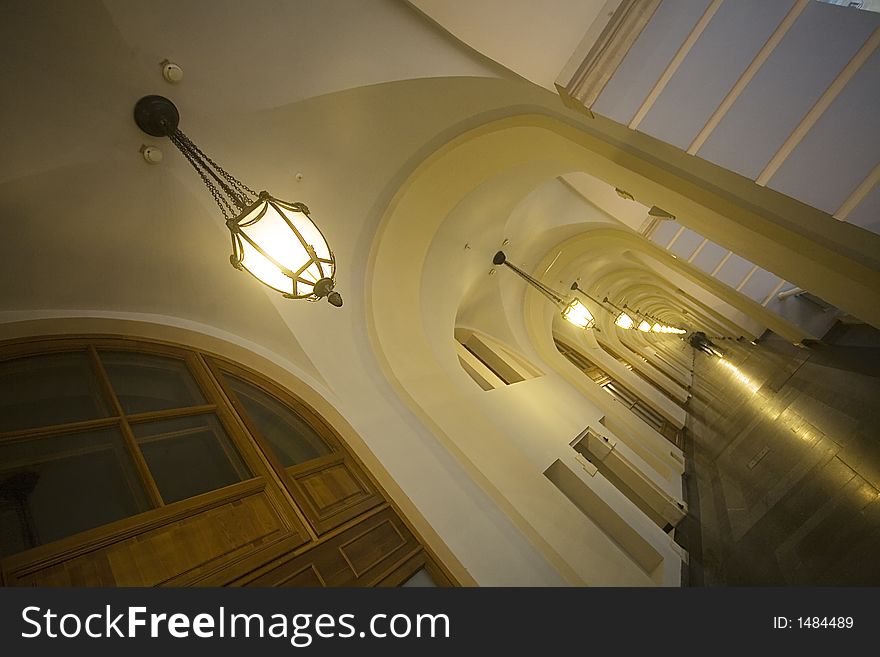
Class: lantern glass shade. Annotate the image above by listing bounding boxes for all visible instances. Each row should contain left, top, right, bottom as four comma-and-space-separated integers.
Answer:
230, 195, 335, 299
638, 320, 652, 332
615, 312, 635, 330
561, 299, 595, 330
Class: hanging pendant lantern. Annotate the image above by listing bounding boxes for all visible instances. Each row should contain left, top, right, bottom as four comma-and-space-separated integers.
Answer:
614, 312, 635, 330
493, 252, 595, 330
134, 95, 341, 306
229, 194, 336, 301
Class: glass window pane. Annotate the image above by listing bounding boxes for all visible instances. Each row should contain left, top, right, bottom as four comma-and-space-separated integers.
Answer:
224, 376, 331, 467
632, 404, 664, 431
401, 568, 437, 587
604, 382, 637, 407
0, 351, 109, 433
100, 351, 206, 415
0, 426, 149, 556
131, 414, 250, 504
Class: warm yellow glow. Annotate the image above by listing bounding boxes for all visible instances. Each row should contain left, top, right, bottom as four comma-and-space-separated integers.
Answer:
231, 197, 334, 298
648, 322, 687, 334
614, 312, 635, 330
561, 299, 594, 329
717, 357, 760, 393
238, 238, 294, 294
638, 320, 652, 332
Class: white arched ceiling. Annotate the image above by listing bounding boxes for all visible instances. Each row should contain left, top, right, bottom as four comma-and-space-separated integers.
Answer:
0, 0, 578, 395
559, 171, 656, 232
552, 229, 802, 340
1, 0, 509, 186
408, 0, 613, 89
579, 249, 762, 339
102, 0, 510, 111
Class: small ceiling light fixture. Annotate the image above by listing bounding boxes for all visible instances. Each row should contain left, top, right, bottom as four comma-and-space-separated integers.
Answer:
493, 252, 594, 330
133, 95, 341, 307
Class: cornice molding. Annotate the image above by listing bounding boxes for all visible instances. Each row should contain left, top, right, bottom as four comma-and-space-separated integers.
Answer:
558, 0, 661, 110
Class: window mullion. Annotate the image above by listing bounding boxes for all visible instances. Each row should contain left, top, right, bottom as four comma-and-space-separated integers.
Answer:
0, 416, 120, 445
87, 345, 165, 508
196, 353, 320, 542
186, 352, 280, 477
124, 404, 218, 424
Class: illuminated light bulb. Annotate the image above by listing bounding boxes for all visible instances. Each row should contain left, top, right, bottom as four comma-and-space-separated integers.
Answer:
615, 312, 635, 330
561, 299, 595, 329
231, 195, 336, 301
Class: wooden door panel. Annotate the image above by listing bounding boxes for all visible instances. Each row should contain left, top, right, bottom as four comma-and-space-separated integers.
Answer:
288, 454, 383, 534
6, 483, 301, 586
339, 518, 408, 577
236, 508, 420, 587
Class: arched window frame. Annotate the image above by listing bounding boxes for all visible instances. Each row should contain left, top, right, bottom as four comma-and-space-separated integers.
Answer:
0, 335, 456, 587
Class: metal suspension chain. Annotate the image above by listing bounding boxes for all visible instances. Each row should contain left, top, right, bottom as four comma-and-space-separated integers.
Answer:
169, 131, 237, 219
173, 129, 259, 205
168, 129, 260, 219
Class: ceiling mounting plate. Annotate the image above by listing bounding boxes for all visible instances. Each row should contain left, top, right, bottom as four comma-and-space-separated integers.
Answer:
134, 95, 180, 137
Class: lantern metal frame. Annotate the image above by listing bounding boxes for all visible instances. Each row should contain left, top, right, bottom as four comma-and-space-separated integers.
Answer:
493, 251, 595, 330
133, 95, 341, 306
570, 281, 631, 328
